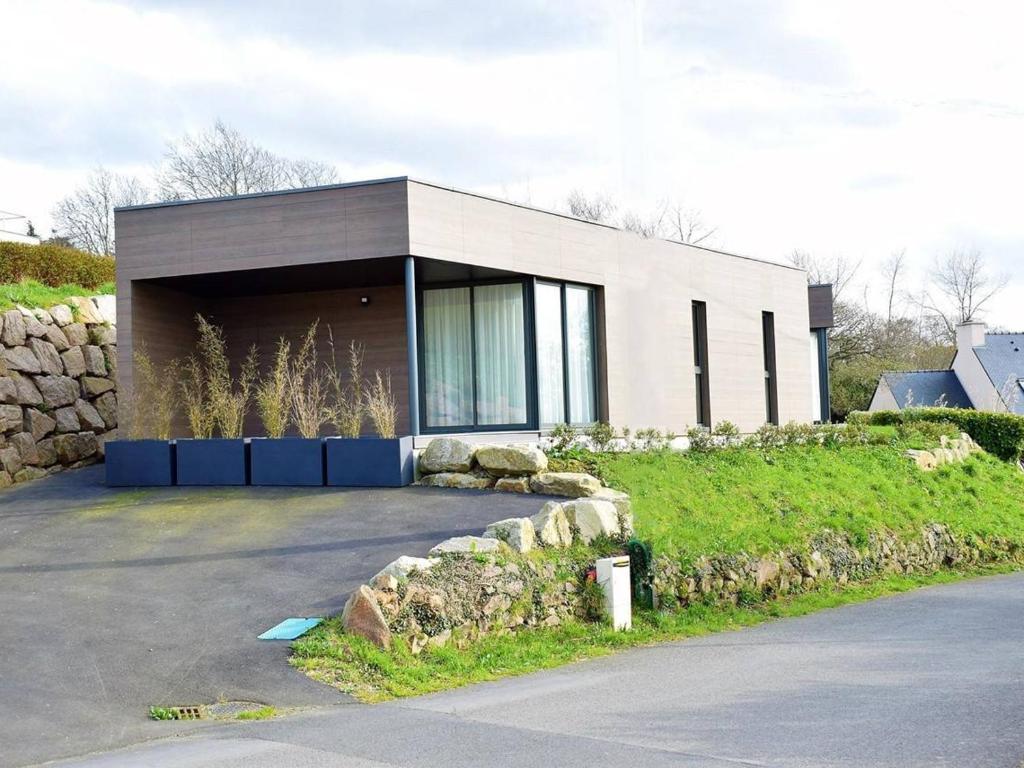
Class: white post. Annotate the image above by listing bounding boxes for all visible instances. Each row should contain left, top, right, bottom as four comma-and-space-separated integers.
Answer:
596, 556, 632, 630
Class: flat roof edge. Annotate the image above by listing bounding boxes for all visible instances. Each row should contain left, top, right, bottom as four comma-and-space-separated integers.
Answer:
113, 176, 411, 212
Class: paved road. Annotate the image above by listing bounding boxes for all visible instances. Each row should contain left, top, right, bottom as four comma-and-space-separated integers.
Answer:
0, 466, 542, 767
52, 571, 1024, 768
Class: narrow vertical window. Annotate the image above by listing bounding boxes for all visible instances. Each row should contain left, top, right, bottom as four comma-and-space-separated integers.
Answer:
692, 301, 710, 427
535, 282, 566, 425
565, 285, 596, 424
762, 311, 778, 425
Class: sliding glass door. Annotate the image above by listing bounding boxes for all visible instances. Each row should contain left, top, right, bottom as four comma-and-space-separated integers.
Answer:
421, 282, 529, 431
535, 281, 598, 426
420, 278, 597, 432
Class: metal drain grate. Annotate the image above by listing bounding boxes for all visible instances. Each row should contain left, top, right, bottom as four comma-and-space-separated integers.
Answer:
150, 705, 204, 721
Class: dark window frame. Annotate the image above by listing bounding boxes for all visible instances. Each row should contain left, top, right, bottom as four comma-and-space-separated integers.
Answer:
692, 300, 711, 427
416, 276, 536, 434
762, 311, 779, 425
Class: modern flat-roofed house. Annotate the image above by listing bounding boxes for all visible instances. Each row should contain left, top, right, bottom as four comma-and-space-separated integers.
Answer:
869, 321, 1024, 413
114, 177, 833, 441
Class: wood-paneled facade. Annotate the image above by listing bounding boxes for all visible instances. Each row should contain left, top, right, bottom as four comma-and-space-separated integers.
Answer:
115, 177, 827, 437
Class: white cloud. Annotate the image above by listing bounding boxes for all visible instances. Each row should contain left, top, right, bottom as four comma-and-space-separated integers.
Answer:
0, 0, 1021, 327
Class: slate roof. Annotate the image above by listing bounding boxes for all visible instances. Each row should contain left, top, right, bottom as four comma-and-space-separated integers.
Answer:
974, 332, 1024, 414
882, 370, 973, 410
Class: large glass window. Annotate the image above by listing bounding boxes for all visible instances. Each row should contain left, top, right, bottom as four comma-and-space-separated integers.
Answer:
421, 282, 528, 430
535, 282, 597, 426
565, 285, 596, 424
423, 287, 474, 428
474, 284, 527, 425
535, 282, 565, 425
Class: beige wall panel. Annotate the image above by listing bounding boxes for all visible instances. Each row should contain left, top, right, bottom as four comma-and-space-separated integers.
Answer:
408, 180, 812, 432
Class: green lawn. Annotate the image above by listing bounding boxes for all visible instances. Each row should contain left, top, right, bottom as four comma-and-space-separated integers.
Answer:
596, 443, 1024, 563
0, 279, 115, 311
293, 434, 1024, 701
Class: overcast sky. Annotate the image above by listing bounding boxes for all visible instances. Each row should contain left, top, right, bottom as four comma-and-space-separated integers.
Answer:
1, 0, 1022, 327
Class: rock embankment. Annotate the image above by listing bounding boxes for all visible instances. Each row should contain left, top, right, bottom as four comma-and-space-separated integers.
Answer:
0, 297, 117, 487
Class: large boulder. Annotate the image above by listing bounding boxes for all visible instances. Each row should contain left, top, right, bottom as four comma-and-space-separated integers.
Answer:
9, 373, 42, 407
93, 295, 117, 325
0, 377, 16, 405
24, 408, 56, 441
419, 437, 476, 474
81, 376, 115, 397
529, 472, 602, 497
591, 487, 634, 537
63, 323, 88, 347
0, 446, 23, 475
0, 310, 26, 346
418, 472, 494, 489
53, 432, 98, 464
93, 392, 118, 429
49, 304, 73, 326
0, 470, 11, 488
494, 476, 531, 493
342, 585, 392, 649
563, 498, 621, 543
54, 407, 81, 434
9, 432, 39, 465
27, 338, 63, 375
43, 324, 70, 352
476, 444, 548, 477
2, 346, 41, 374
67, 297, 103, 325
35, 438, 57, 467
530, 501, 573, 548
82, 345, 107, 376
75, 399, 106, 432
483, 517, 536, 553
429, 536, 505, 556
60, 347, 86, 378
36, 375, 79, 408
372, 555, 437, 583
14, 466, 47, 483
0, 404, 23, 433
90, 325, 117, 347
22, 313, 47, 338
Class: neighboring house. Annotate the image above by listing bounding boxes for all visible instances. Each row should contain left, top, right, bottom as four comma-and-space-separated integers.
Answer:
869, 321, 1024, 413
114, 177, 834, 441
0, 210, 40, 245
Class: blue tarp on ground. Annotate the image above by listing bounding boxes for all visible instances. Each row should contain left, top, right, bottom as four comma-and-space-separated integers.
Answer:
258, 618, 323, 640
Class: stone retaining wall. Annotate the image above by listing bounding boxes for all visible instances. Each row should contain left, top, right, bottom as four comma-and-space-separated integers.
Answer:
0, 296, 117, 487
340, 520, 1021, 653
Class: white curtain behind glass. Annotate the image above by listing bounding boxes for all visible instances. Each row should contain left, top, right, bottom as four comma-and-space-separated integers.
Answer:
535, 282, 565, 425
565, 286, 596, 423
423, 287, 474, 427
474, 283, 527, 425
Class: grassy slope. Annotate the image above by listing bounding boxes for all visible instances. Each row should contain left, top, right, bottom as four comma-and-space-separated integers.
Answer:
0, 279, 115, 311
597, 444, 1024, 562
293, 439, 1024, 700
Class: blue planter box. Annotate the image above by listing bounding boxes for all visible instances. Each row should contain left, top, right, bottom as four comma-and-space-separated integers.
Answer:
250, 438, 325, 486
105, 440, 175, 486
175, 438, 249, 486
325, 436, 414, 487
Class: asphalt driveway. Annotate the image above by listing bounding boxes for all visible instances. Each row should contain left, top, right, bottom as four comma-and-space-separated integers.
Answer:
0, 465, 542, 767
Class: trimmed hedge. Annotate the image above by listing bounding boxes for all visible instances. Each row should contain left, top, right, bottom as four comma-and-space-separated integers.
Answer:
858, 408, 1024, 461
0, 241, 115, 290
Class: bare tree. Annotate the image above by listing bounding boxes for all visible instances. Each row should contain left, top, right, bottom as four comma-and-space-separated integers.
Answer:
157, 120, 338, 201
566, 189, 616, 223
881, 249, 906, 325
51, 167, 149, 256
919, 248, 1007, 341
662, 201, 717, 246
619, 206, 665, 238
788, 250, 861, 302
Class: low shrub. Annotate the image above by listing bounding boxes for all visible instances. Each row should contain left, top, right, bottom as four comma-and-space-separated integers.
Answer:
858, 408, 1024, 461
0, 241, 114, 289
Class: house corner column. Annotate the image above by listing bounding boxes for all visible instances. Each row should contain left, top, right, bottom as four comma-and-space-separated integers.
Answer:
405, 255, 420, 436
